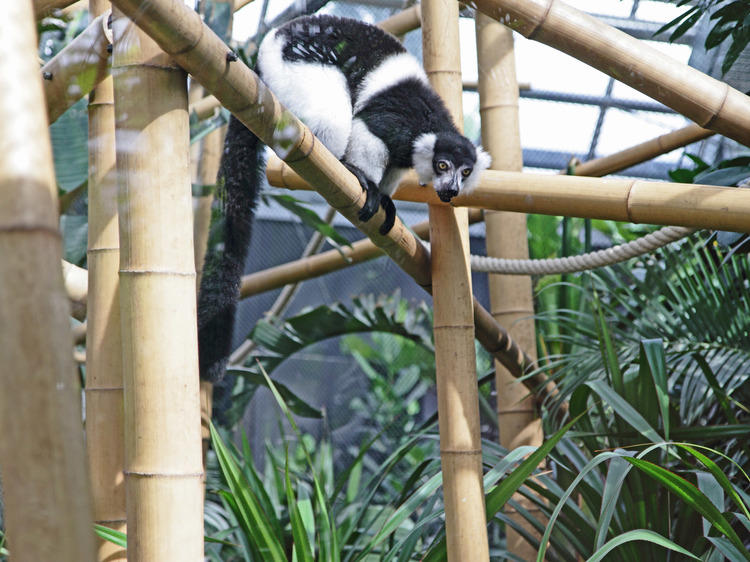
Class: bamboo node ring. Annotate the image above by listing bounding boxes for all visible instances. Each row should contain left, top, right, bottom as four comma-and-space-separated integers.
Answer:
169, 11, 204, 57
439, 449, 483, 455
527, 0, 555, 40
123, 470, 204, 479
701, 83, 729, 130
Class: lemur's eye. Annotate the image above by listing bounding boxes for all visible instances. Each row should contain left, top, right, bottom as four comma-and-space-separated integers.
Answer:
437, 161, 449, 171
462, 168, 472, 177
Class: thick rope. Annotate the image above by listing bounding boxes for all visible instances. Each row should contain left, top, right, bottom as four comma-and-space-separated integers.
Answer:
469, 226, 695, 275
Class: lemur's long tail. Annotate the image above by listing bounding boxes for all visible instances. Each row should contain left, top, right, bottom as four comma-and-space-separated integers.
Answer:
197, 115, 265, 382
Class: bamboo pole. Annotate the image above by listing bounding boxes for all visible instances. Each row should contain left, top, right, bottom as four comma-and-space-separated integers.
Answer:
472, 0, 750, 148
112, 10, 204, 561
42, 13, 111, 124
107, 0, 553, 414
572, 124, 714, 178
239, 210, 483, 298
0, 3, 96, 560
270, 162, 750, 234
34, 0, 79, 18
85, 1, 126, 559
422, 0, 490, 559
378, 4, 422, 35
476, 15, 542, 558
190, 94, 221, 120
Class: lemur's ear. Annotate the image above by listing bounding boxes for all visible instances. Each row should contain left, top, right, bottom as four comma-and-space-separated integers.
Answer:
412, 133, 437, 186
462, 146, 491, 194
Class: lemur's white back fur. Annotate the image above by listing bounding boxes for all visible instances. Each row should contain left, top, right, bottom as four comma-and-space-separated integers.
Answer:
258, 29, 352, 159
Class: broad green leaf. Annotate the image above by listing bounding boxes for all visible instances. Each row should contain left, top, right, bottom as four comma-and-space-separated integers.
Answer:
676, 443, 750, 519
624, 457, 750, 559
265, 192, 351, 250
227, 367, 322, 418
640, 339, 670, 439
423, 413, 583, 562
586, 380, 663, 443
588, 529, 701, 562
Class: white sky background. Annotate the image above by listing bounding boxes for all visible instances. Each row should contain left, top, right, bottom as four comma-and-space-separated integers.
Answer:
230, 0, 696, 175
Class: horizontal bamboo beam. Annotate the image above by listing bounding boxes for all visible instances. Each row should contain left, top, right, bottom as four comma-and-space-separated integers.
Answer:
472, 0, 750, 147
240, 209, 483, 298
571, 124, 714, 178
267, 158, 750, 233
109, 0, 546, 400
43, 13, 111, 124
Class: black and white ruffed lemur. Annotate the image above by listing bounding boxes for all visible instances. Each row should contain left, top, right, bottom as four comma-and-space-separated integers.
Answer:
198, 14, 491, 382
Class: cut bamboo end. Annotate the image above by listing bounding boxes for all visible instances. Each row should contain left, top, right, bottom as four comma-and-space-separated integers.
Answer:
472, 0, 750, 148
378, 4, 422, 35
43, 13, 111, 124
190, 94, 221, 120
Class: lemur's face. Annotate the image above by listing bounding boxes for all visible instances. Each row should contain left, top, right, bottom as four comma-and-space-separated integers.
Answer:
432, 156, 476, 202
413, 132, 491, 202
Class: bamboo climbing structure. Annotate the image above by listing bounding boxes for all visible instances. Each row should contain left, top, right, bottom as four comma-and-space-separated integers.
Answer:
111, 11, 204, 560
0, 3, 96, 560
19, 0, 750, 558
85, 2, 127, 561
421, 0, 490, 559
476, 14, 543, 559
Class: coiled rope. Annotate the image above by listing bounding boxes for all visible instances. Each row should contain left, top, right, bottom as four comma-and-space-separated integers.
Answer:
464, 225, 695, 275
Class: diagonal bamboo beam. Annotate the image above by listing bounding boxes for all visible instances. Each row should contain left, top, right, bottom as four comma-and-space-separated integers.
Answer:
34, 0, 79, 18
268, 162, 750, 234
471, 0, 750, 148
42, 12, 111, 124
571, 124, 713, 178
107, 0, 552, 408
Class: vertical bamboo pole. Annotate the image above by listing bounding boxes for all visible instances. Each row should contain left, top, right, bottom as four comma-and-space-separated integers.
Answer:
476, 14, 544, 557
0, 3, 96, 560
85, 2, 127, 561
112, 10, 204, 561
421, 2, 490, 560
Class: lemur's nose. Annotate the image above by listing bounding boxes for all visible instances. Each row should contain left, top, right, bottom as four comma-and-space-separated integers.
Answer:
438, 189, 458, 202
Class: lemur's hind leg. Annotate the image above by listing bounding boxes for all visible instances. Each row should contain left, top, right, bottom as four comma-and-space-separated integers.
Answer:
379, 194, 396, 235
344, 162, 381, 223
